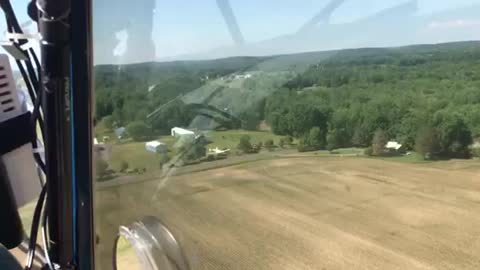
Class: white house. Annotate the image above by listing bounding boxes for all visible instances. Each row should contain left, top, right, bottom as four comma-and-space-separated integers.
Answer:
114, 127, 126, 139
385, 141, 402, 151
148, 84, 158, 92
234, 73, 252, 80
473, 139, 480, 149
208, 147, 231, 155
171, 127, 195, 137
145, 140, 167, 153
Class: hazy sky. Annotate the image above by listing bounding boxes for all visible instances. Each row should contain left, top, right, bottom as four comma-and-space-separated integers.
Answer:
1, 0, 480, 65
151, 0, 479, 55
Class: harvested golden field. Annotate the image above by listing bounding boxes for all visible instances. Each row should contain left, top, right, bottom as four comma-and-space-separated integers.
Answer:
96, 157, 480, 270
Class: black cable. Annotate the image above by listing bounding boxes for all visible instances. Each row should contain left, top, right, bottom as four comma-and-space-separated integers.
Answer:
3, 5, 44, 131
32, 96, 45, 145
24, 59, 39, 95
19, 57, 47, 173
18, 239, 48, 267
3, 0, 47, 182
33, 153, 46, 173
30, 76, 42, 126
0, 0, 27, 45
31, 137, 46, 174
1, 4, 41, 104
26, 47, 45, 141
12, 44, 41, 107
22, 50, 40, 96
25, 185, 46, 270
41, 199, 54, 270
26, 52, 44, 138
28, 48, 42, 96
1, 2, 50, 269
3, 3, 41, 100
3, 2, 46, 172
16, 59, 37, 104
112, 234, 121, 270
14, 57, 46, 172
29, 48, 41, 75
30, 86, 45, 174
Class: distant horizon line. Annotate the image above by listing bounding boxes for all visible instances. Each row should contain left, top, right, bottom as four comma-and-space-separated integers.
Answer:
94, 39, 480, 67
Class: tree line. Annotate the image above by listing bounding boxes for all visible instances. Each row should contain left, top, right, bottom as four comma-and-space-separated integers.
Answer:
95, 42, 480, 159
95, 57, 264, 135
261, 44, 480, 159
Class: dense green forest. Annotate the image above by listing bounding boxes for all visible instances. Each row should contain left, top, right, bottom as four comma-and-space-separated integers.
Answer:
265, 42, 480, 157
95, 41, 480, 159
95, 57, 266, 132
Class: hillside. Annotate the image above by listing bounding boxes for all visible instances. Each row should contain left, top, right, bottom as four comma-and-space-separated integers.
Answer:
95, 41, 480, 158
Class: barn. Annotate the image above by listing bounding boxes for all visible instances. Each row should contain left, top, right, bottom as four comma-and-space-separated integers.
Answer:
171, 127, 195, 137
145, 140, 168, 153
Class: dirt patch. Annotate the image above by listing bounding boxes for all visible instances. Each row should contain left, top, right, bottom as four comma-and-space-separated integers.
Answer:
96, 157, 480, 270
